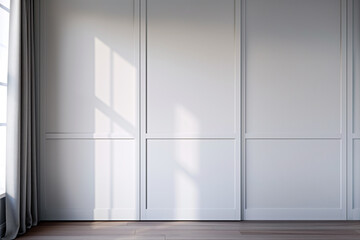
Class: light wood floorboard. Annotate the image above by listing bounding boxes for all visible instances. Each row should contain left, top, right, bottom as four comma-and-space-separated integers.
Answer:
17, 221, 360, 240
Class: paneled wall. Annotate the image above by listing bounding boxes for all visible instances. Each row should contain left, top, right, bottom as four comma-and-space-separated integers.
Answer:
39, 0, 358, 221
141, 0, 241, 220
349, 0, 360, 220
39, 0, 140, 220
242, 0, 346, 220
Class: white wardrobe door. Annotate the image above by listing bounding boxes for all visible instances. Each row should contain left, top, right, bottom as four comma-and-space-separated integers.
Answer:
40, 0, 139, 220
243, 0, 346, 220
142, 0, 240, 220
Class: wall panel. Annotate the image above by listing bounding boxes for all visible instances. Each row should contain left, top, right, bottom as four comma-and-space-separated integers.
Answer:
38, 0, 355, 221
352, 0, 360, 134
141, 0, 241, 220
245, 0, 341, 136
40, 0, 140, 220
43, 140, 137, 220
246, 140, 341, 209
146, 0, 236, 136
349, 0, 360, 220
146, 139, 236, 220
243, 0, 346, 220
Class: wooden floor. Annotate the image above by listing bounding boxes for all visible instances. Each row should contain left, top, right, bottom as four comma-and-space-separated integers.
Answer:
18, 221, 360, 240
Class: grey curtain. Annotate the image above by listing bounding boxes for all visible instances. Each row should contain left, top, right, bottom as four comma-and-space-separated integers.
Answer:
2, 0, 39, 239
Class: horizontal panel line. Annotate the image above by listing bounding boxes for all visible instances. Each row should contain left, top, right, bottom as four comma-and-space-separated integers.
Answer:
145, 208, 237, 210
245, 137, 341, 140
45, 133, 135, 140
245, 208, 343, 210
146, 134, 237, 140
46, 138, 135, 140
352, 134, 360, 139
245, 134, 342, 140
146, 137, 236, 140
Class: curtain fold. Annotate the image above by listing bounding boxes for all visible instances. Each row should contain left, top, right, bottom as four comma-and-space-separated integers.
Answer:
2, 0, 38, 239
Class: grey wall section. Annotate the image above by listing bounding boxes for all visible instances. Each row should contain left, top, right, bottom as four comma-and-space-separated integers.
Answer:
0, 197, 5, 237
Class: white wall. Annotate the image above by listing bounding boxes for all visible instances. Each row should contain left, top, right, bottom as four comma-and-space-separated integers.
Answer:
243, 0, 346, 220
141, 0, 241, 220
39, 0, 358, 221
349, 0, 360, 220
39, 0, 140, 220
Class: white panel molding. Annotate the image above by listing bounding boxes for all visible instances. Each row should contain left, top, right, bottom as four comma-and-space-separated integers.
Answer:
39, 0, 141, 220
235, 0, 242, 223
348, 0, 358, 220
139, 0, 147, 221
141, 0, 241, 220
244, 209, 345, 221
144, 139, 237, 220
39, 0, 47, 221
244, 139, 343, 218
143, 209, 238, 221
240, 0, 246, 222
245, 133, 342, 140
43, 208, 138, 221
339, 0, 349, 220
45, 133, 135, 140
37, 0, 355, 221
145, 133, 236, 139
242, 0, 348, 220
42, 139, 138, 221
347, 0, 354, 219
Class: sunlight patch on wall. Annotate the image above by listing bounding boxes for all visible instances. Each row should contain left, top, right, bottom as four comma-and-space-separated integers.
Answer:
175, 105, 199, 215
94, 37, 135, 136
